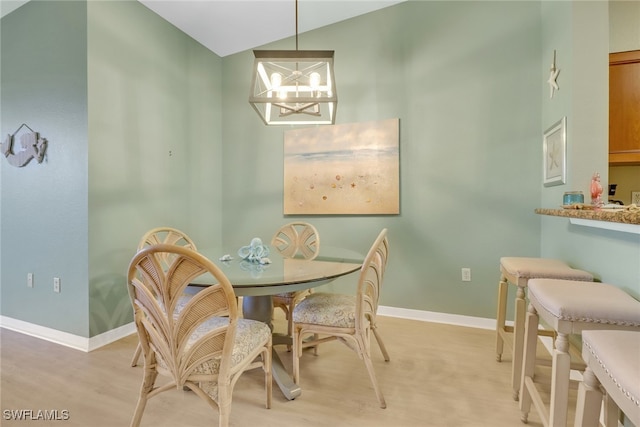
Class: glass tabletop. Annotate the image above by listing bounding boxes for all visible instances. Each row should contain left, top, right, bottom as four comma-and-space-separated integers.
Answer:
190, 246, 363, 296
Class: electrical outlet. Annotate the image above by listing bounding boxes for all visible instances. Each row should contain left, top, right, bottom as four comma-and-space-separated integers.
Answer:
27, 273, 34, 288
53, 277, 61, 293
461, 268, 471, 282
632, 192, 640, 205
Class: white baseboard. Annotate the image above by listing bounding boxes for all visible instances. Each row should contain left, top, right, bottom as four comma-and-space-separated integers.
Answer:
0, 315, 136, 353
377, 305, 497, 330
1, 306, 494, 352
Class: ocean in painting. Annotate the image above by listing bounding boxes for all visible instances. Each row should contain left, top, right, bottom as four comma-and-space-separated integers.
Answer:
284, 118, 399, 215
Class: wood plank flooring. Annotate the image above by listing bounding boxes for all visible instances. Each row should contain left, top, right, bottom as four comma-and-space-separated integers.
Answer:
1, 315, 571, 426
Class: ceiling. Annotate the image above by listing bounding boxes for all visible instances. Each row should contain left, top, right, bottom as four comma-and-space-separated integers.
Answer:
1, 0, 405, 57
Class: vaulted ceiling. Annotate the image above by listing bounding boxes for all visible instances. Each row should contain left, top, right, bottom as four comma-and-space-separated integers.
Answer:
1, 1, 405, 57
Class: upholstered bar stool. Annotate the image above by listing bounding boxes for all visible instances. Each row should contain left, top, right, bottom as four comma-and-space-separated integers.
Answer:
519, 279, 640, 427
574, 330, 640, 427
496, 257, 593, 400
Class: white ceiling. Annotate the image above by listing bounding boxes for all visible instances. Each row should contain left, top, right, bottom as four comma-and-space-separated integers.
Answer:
1, 0, 404, 57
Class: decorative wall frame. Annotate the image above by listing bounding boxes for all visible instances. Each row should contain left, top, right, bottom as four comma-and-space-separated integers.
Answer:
1, 123, 48, 167
283, 118, 400, 215
543, 117, 566, 187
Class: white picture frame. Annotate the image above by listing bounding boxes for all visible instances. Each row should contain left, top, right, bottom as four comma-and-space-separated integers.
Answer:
543, 117, 566, 187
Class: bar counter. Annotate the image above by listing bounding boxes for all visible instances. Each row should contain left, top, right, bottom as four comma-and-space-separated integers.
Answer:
536, 206, 640, 234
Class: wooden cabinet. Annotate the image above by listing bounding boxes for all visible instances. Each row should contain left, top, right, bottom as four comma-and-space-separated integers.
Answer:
609, 50, 640, 165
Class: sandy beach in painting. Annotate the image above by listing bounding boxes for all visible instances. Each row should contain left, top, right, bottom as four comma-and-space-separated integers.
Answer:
284, 118, 399, 215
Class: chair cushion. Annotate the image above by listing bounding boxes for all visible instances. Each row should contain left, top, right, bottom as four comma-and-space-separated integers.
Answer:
528, 279, 640, 326
156, 317, 270, 401
582, 330, 640, 422
273, 292, 296, 299
292, 292, 356, 328
500, 257, 593, 282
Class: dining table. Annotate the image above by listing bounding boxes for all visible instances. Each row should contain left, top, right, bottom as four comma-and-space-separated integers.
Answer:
189, 245, 363, 400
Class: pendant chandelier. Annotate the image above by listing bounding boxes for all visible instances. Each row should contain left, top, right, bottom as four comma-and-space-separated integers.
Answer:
249, 0, 337, 125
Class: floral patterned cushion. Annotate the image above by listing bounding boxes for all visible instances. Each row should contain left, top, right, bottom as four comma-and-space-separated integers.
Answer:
292, 292, 356, 328
155, 293, 193, 317
156, 316, 270, 402
173, 294, 192, 314
273, 292, 295, 299
195, 318, 270, 401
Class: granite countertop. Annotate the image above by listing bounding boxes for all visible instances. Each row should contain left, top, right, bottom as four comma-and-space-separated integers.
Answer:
535, 206, 640, 225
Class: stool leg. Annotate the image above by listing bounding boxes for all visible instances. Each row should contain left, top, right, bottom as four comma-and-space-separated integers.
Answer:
511, 284, 526, 400
519, 304, 539, 423
550, 333, 571, 427
603, 393, 620, 427
496, 273, 508, 362
574, 367, 602, 427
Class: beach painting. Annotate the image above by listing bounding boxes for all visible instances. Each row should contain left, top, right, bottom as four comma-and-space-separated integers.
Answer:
284, 118, 399, 215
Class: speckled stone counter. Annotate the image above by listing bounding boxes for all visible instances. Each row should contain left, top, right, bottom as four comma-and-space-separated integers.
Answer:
535, 207, 640, 225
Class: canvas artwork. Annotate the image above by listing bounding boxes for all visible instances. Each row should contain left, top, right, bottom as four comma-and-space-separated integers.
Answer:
284, 118, 400, 215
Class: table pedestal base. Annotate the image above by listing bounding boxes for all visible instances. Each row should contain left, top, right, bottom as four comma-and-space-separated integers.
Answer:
242, 295, 301, 400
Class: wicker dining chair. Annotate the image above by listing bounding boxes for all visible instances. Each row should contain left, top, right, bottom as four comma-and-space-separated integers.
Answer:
292, 228, 390, 408
127, 244, 272, 427
130, 227, 199, 367
270, 222, 320, 349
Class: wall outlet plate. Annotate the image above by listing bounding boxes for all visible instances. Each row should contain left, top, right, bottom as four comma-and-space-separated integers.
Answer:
632, 192, 640, 205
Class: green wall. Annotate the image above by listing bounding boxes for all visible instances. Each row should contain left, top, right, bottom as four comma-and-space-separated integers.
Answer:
2, 1, 636, 341
86, 1, 223, 337
1, 0, 222, 338
1, 1, 89, 336
221, 1, 543, 317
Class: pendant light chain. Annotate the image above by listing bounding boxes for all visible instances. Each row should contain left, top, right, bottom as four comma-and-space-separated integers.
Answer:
295, 0, 299, 51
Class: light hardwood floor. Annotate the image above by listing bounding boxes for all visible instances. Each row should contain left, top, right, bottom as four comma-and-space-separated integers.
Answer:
1, 315, 572, 426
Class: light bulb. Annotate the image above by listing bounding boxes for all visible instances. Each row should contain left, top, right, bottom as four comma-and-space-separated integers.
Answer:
270, 72, 282, 89
310, 72, 321, 89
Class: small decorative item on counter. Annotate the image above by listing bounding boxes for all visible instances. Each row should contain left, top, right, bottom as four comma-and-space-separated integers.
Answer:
590, 172, 603, 208
563, 191, 584, 206
237, 237, 270, 263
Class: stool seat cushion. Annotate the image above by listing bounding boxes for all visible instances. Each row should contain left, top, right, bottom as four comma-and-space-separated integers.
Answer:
528, 279, 640, 326
582, 330, 640, 420
500, 257, 593, 282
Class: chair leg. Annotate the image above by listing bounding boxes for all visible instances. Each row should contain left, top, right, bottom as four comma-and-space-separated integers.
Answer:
286, 300, 294, 352
603, 393, 620, 427
263, 342, 273, 409
130, 367, 157, 427
217, 381, 231, 427
130, 343, 142, 367
550, 333, 571, 427
264, 352, 273, 409
495, 274, 508, 362
130, 395, 148, 427
511, 285, 526, 401
519, 305, 539, 423
292, 326, 301, 385
363, 350, 386, 409
574, 367, 602, 427
372, 325, 390, 361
